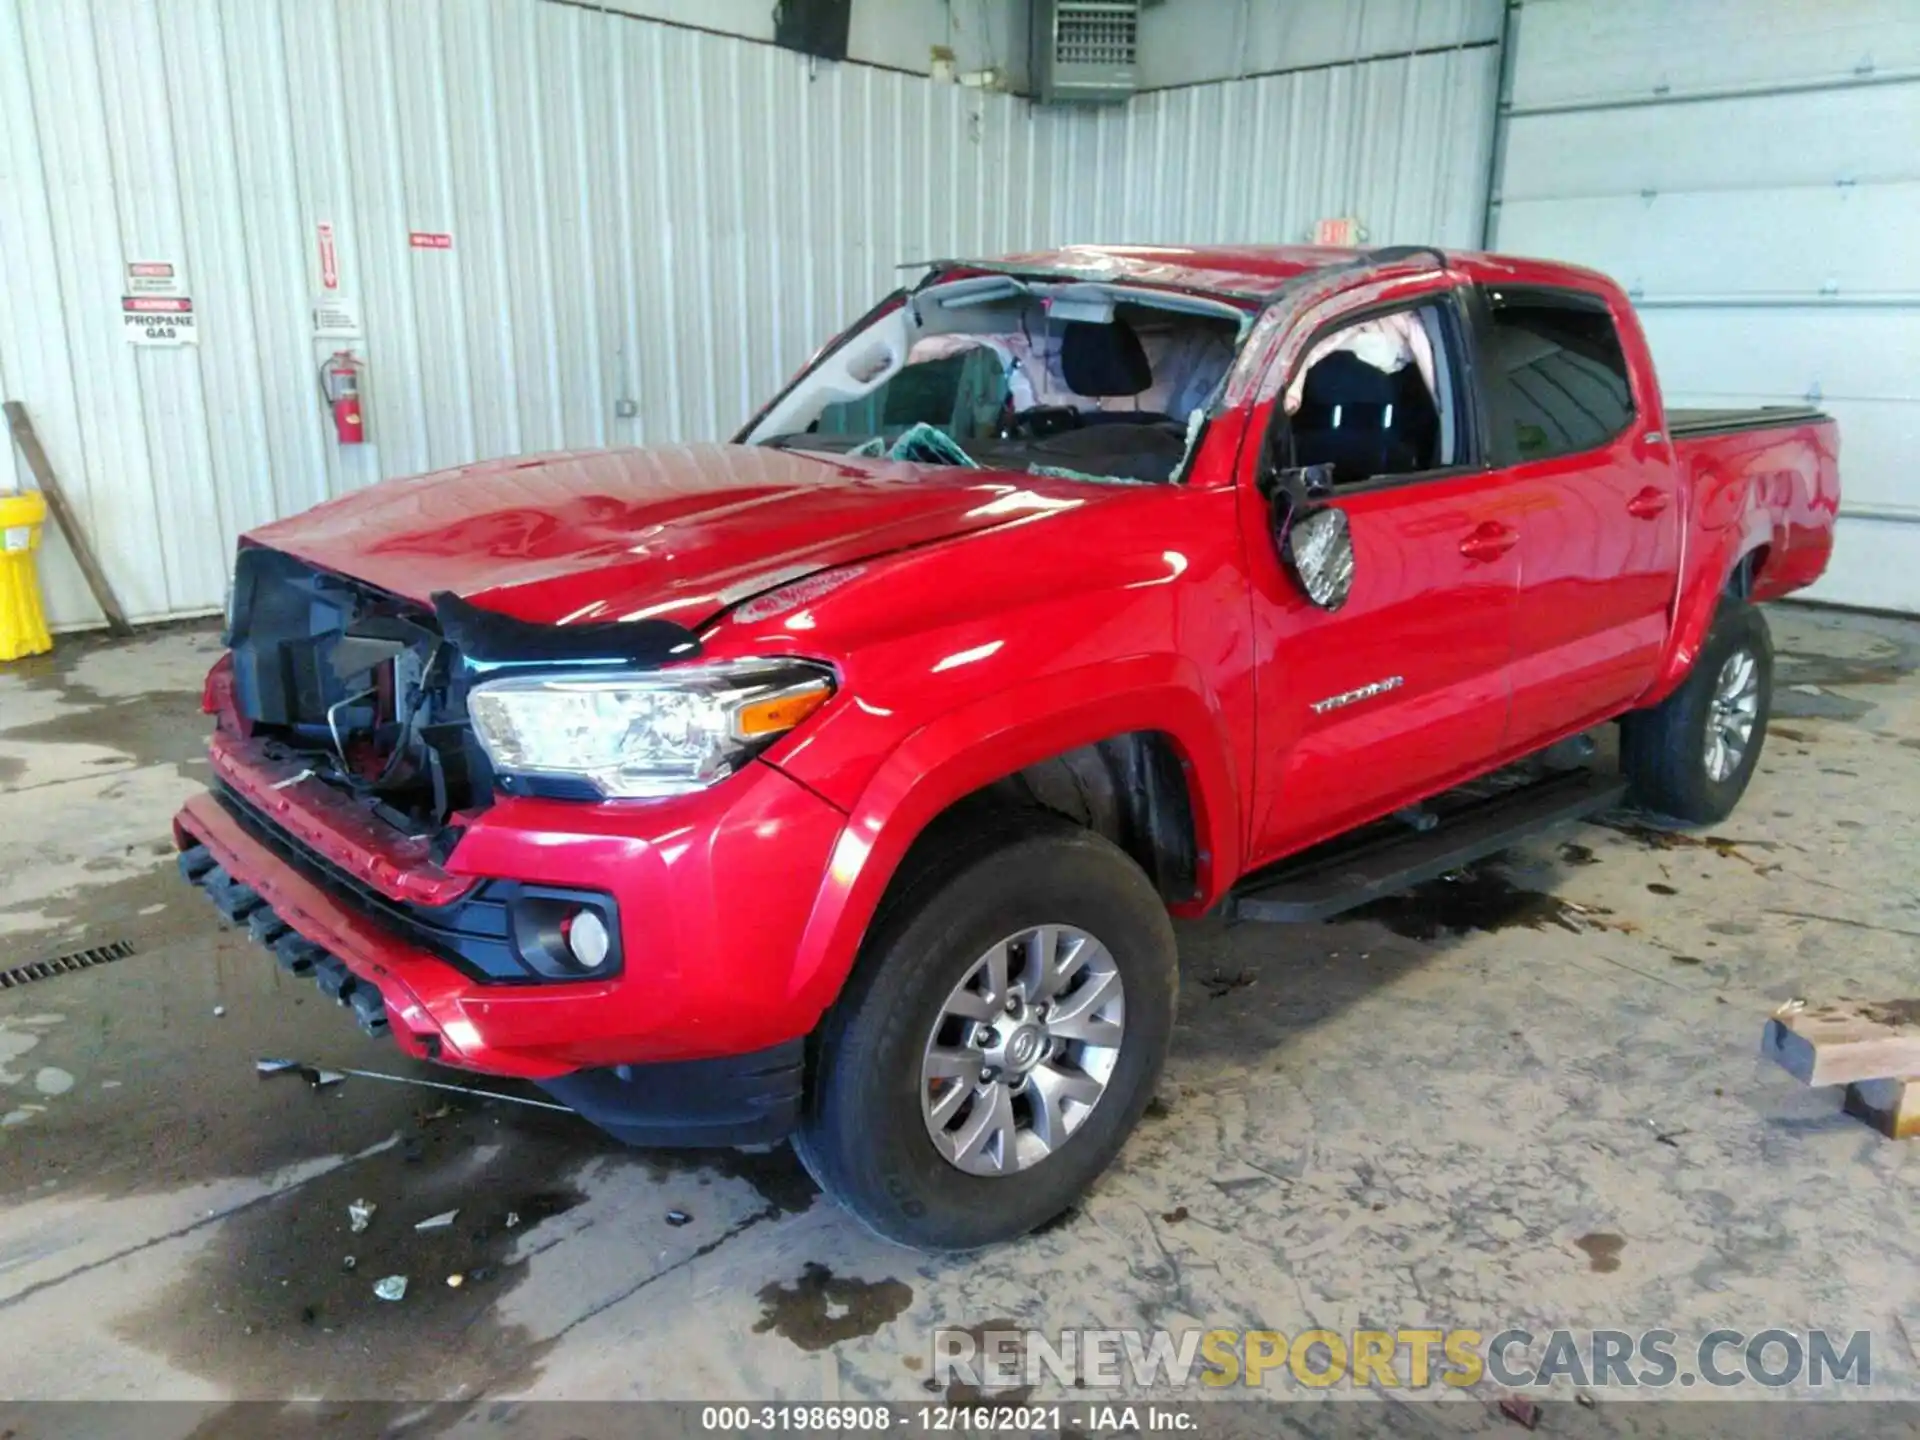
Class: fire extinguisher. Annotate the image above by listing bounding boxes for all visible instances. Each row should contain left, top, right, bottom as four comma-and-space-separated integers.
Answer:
321, 350, 366, 445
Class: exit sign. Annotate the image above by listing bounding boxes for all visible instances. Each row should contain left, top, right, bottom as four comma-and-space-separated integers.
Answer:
1313, 217, 1363, 247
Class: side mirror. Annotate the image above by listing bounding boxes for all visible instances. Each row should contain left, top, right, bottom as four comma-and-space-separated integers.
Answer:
1284, 507, 1355, 611
1261, 462, 1354, 611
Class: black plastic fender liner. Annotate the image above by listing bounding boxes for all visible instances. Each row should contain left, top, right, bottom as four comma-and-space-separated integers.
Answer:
535, 1040, 806, 1147
430, 590, 702, 668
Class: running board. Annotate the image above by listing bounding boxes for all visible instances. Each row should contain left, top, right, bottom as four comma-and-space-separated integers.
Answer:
1227, 770, 1627, 924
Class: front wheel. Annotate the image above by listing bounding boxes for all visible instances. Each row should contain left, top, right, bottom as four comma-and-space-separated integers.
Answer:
794, 813, 1176, 1251
1621, 600, 1773, 825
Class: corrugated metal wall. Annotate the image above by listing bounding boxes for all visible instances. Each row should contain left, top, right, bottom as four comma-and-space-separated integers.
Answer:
0, 0, 1497, 629
1489, 0, 1920, 613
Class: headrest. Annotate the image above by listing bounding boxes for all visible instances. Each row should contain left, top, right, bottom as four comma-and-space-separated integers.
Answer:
1059, 319, 1151, 397
1300, 350, 1401, 408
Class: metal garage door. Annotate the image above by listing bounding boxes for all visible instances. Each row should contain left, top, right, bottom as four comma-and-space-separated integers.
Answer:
1487, 0, 1920, 613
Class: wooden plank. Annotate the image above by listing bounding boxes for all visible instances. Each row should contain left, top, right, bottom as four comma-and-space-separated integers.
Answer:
1762, 999, 1920, 1088
3, 400, 133, 638
1844, 1078, 1920, 1141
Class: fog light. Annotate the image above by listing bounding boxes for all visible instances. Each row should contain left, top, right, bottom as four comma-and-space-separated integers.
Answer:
563, 909, 613, 970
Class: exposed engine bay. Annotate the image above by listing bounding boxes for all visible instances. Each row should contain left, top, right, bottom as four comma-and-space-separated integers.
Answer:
224, 547, 487, 836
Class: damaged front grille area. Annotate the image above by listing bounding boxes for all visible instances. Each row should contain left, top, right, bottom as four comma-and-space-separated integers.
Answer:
225, 547, 489, 832
189, 783, 623, 991
207, 783, 526, 983
178, 839, 395, 1038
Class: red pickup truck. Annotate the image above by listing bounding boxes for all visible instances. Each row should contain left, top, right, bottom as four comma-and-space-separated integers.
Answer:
174, 244, 1837, 1249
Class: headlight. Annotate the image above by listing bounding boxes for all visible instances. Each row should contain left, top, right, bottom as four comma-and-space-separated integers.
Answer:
467, 659, 834, 798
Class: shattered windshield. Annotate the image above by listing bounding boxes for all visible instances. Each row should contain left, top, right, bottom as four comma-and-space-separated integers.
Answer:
747, 280, 1247, 485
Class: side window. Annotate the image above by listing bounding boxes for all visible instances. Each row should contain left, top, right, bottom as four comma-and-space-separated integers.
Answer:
1479, 286, 1635, 465
1281, 301, 1463, 488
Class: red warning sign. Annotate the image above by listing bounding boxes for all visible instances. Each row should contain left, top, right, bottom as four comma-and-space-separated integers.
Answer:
317, 221, 338, 290
409, 231, 452, 250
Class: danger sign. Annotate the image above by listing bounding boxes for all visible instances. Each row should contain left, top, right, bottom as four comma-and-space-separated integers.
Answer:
122, 294, 197, 346
408, 231, 452, 250
125, 260, 181, 296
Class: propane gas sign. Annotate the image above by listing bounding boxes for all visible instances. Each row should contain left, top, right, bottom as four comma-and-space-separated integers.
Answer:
121, 260, 195, 345
122, 294, 196, 346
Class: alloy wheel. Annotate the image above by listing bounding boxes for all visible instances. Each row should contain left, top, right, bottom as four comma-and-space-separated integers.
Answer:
919, 925, 1126, 1176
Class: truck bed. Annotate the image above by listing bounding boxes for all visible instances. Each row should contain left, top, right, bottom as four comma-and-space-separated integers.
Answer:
1667, 405, 1826, 438
1669, 407, 1839, 603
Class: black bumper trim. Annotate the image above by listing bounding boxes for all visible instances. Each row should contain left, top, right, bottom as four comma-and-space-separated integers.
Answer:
207, 782, 619, 985
536, 1041, 806, 1148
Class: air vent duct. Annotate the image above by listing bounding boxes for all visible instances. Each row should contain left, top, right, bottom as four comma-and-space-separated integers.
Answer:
1031, 0, 1140, 105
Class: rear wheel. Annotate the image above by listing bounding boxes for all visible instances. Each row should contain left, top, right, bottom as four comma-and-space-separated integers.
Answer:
794, 812, 1175, 1251
1621, 600, 1772, 824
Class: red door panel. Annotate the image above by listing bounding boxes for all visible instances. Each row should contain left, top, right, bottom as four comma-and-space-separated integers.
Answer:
1502, 429, 1680, 742
1243, 467, 1520, 867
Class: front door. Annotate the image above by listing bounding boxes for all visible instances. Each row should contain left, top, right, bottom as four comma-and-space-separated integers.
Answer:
1241, 284, 1522, 867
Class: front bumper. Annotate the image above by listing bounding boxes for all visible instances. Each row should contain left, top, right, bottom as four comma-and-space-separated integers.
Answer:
172, 753, 850, 1089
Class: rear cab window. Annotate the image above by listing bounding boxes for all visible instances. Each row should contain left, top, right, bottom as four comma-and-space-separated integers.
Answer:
1475, 285, 1636, 465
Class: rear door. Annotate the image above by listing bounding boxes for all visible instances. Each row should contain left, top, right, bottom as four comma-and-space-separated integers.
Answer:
1470, 283, 1681, 744
1241, 280, 1523, 866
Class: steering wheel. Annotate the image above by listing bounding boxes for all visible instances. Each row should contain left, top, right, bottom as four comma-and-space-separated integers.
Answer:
1003, 405, 1085, 440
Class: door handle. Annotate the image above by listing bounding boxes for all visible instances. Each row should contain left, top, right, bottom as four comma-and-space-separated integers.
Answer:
1458, 521, 1518, 563
1627, 486, 1670, 519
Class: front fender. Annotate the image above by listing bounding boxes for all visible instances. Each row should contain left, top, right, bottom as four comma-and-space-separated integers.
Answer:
778, 654, 1241, 1022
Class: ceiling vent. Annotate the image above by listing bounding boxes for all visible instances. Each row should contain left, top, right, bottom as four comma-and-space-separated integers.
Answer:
1032, 1, 1140, 105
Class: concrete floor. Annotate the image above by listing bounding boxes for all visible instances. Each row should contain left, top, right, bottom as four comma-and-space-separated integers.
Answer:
2, 605, 1918, 1426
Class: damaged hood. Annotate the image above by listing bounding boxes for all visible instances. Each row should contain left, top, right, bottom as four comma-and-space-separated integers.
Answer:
245, 443, 1114, 628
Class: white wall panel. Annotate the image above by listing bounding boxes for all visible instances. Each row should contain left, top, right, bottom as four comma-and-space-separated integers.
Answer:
1493, 0, 1920, 613
1138, 0, 1502, 89
0, 0, 1495, 629
1507, 0, 1920, 109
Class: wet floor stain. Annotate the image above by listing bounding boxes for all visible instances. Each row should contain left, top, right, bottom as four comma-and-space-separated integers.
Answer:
4, 690, 211, 772
1345, 863, 1608, 942
1769, 725, 1813, 744
1558, 842, 1600, 866
1200, 967, 1255, 999
1596, 821, 1780, 872
1772, 643, 1917, 722
1858, 999, 1920, 1028
640, 1144, 818, 1216
751, 1262, 913, 1351
938, 1319, 1036, 1405
1143, 1095, 1173, 1121
1647, 882, 1678, 896
1161, 1205, 1190, 1224
116, 1097, 605, 1398
1776, 637, 1919, 692
1574, 1232, 1626, 1273
1670, 955, 1703, 967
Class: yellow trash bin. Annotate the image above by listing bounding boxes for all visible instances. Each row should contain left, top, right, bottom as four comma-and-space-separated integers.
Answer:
0, 489, 53, 661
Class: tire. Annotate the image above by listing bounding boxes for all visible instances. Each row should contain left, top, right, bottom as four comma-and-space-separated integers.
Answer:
1621, 600, 1772, 825
794, 811, 1176, 1251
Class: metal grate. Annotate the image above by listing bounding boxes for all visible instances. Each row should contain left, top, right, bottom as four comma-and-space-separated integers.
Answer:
0, 939, 137, 991
1054, 2, 1138, 66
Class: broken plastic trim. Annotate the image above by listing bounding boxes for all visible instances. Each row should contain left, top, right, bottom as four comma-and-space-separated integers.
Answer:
431, 590, 702, 668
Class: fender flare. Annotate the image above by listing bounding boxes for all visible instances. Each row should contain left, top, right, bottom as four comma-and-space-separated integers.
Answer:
781, 653, 1242, 1020
1642, 513, 1774, 708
